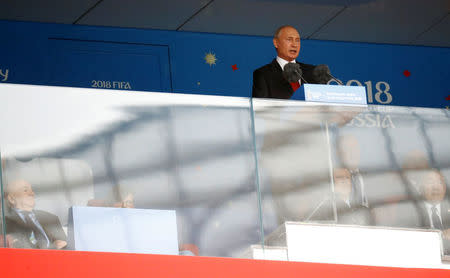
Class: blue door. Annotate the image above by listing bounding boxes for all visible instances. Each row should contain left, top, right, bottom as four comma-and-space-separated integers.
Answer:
46, 39, 172, 93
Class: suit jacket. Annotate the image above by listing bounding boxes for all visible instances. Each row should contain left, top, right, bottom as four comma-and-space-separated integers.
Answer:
417, 201, 450, 254
252, 59, 321, 99
4, 208, 67, 249
417, 201, 450, 230
306, 195, 373, 226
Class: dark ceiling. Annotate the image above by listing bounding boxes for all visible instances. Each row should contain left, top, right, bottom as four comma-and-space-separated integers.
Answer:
1, 0, 449, 47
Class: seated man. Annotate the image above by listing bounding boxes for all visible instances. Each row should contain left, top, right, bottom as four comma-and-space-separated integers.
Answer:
306, 168, 372, 225
336, 134, 369, 208
4, 179, 67, 249
252, 25, 330, 99
418, 169, 450, 252
333, 168, 372, 225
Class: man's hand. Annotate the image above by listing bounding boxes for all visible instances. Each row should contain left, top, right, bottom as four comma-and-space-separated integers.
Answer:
6, 234, 19, 247
53, 240, 67, 249
442, 228, 450, 240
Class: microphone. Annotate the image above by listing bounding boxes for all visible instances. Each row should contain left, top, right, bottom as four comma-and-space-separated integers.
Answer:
313, 64, 343, 85
283, 63, 306, 84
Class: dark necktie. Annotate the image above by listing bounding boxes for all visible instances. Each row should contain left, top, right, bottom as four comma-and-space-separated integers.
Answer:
431, 205, 443, 230
23, 212, 50, 249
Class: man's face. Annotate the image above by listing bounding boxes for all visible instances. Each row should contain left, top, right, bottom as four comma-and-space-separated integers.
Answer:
7, 180, 35, 211
422, 171, 446, 203
273, 27, 301, 61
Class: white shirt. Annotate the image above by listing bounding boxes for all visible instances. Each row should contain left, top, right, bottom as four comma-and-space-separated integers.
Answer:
350, 169, 369, 208
276, 56, 301, 85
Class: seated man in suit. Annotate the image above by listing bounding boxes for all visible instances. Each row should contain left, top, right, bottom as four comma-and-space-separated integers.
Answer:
418, 169, 450, 252
4, 179, 67, 249
333, 168, 372, 225
306, 168, 371, 225
336, 134, 369, 209
252, 25, 329, 99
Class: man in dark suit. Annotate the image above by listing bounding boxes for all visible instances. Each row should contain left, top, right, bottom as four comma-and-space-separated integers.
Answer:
417, 170, 450, 252
4, 179, 67, 249
252, 25, 327, 99
333, 168, 372, 225
336, 134, 369, 209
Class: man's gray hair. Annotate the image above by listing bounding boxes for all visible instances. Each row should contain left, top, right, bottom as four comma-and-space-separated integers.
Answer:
274, 25, 298, 39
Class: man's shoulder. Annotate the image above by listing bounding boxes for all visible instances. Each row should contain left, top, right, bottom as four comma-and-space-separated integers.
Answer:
34, 210, 59, 221
254, 60, 278, 74
4, 207, 20, 220
441, 200, 450, 212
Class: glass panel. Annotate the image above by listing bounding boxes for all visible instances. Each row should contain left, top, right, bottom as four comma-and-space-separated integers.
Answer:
253, 99, 363, 251
0, 84, 262, 257
255, 99, 450, 259
333, 105, 450, 254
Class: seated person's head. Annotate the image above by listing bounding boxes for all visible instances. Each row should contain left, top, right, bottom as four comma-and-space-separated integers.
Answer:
420, 169, 447, 204
5, 179, 35, 212
333, 168, 352, 200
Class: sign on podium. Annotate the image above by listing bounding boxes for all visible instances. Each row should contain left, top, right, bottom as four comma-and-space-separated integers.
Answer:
292, 84, 367, 106
68, 206, 179, 255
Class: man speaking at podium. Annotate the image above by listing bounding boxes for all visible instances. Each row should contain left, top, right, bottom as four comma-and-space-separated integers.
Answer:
252, 25, 330, 99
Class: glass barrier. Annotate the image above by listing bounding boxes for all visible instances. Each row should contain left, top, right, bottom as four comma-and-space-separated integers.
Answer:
253, 99, 450, 259
1, 83, 450, 262
0, 84, 262, 257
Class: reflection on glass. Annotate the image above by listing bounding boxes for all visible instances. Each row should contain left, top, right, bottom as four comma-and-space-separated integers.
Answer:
253, 100, 364, 230
255, 100, 450, 256
1, 82, 450, 260
0, 84, 261, 257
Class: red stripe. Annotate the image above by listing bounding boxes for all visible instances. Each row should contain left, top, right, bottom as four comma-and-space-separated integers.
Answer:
1, 248, 449, 278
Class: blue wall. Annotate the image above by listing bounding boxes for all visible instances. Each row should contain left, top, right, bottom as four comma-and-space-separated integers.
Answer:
0, 20, 449, 108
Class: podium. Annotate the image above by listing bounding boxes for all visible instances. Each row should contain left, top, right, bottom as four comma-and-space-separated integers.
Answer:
245, 222, 450, 269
